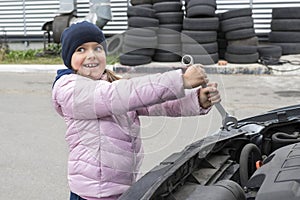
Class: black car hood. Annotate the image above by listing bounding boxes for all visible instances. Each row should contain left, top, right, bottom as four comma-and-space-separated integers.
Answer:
119, 104, 300, 200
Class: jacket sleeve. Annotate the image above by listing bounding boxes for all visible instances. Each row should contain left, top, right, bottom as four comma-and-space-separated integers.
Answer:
52, 70, 186, 119
136, 89, 211, 117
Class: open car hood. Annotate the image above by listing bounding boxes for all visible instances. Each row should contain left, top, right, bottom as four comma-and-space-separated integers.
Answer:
119, 104, 300, 200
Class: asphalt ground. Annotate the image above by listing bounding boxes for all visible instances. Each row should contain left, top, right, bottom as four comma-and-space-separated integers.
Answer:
0, 69, 300, 199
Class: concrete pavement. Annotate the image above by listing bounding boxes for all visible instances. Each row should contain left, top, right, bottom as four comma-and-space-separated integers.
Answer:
0, 61, 300, 199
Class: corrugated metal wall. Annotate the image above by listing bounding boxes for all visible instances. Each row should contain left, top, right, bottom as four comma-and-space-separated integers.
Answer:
0, 0, 128, 40
0, 0, 59, 39
216, 0, 300, 39
1, 0, 300, 41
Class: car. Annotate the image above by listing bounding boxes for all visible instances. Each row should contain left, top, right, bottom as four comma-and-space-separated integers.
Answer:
119, 104, 300, 200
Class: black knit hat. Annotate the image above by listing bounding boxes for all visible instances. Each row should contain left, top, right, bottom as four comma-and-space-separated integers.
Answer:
61, 21, 107, 69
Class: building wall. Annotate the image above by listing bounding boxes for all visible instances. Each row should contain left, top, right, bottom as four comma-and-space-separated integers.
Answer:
0, 0, 128, 41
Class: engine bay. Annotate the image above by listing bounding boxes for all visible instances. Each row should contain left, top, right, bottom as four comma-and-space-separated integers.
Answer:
171, 120, 300, 200
119, 105, 300, 200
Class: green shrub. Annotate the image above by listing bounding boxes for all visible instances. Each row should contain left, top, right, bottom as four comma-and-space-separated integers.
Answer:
6, 49, 42, 60
1, 47, 119, 65
44, 43, 62, 55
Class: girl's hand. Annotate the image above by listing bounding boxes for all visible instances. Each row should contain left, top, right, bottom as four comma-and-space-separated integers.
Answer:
198, 82, 221, 109
182, 64, 208, 89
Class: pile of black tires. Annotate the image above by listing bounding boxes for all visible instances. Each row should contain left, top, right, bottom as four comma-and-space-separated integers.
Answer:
120, 3, 158, 66
115, 0, 300, 66
219, 8, 259, 64
182, 0, 219, 65
269, 7, 300, 55
153, 0, 184, 62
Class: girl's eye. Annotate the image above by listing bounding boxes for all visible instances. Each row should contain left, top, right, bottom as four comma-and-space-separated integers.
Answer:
95, 46, 103, 52
76, 47, 85, 52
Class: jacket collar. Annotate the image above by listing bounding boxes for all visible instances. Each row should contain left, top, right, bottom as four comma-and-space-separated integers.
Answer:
52, 68, 74, 88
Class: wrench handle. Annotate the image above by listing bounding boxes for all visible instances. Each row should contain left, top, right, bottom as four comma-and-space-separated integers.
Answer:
214, 102, 228, 120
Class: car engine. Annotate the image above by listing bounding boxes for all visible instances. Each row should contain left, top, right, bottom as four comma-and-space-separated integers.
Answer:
246, 142, 300, 200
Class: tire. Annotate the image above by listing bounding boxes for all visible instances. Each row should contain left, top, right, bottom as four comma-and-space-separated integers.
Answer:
269, 31, 300, 43
225, 52, 259, 63
227, 36, 259, 46
221, 16, 254, 32
127, 6, 155, 18
186, 5, 216, 17
270, 42, 300, 55
156, 43, 182, 53
153, 52, 181, 62
226, 45, 257, 55
182, 42, 218, 54
183, 17, 219, 31
152, 0, 181, 4
122, 44, 155, 56
136, 4, 153, 8
186, 0, 216, 9
181, 30, 217, 44
272, 7, 300, 19
157, 33, 181, 44
158, 24, 182, 34
126, 27, 156, 37
153, 2, 182, 12
220, 8, 252, 20
128, 16, 159, 28
189, 53, 219, 65
119, 54, 152, 66
130, 0, 152, 6
225, 28, 256, 41
155, 12, 184, 24
257, 45, 282, 58
106, 34, 124, 55
271, 19, 300, 31
124, 34, 157, 48
152, 0, 180, 4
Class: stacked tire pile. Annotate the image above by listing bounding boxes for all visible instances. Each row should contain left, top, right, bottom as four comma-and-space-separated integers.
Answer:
120, 2, 159, 66
220, 8, 259, 64
152, 0, 184, 62
181, 0, 219, 65
269, 7, 300, 55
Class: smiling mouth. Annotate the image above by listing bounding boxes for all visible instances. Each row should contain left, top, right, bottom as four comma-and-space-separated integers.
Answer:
83, 63, 99, 68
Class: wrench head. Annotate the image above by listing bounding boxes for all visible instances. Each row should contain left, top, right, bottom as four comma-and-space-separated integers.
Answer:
181, 55, 194, 66
222, 116, 238, 130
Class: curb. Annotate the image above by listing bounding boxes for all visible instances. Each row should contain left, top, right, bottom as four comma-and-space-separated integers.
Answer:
0, 55, 299, 75
112, 62, 272, 75
0, 64, 64, 73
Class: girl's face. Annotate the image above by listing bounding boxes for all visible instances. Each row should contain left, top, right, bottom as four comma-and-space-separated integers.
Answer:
71, 42, 106, 80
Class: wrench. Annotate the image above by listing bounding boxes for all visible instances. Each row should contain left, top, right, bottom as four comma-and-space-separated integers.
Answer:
181, 55, 238, 130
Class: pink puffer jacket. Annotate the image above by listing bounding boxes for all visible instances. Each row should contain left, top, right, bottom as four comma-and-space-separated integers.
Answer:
52, 70, 209, 200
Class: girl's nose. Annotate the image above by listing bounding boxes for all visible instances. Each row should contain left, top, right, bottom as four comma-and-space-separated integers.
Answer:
87, 50, 96, 59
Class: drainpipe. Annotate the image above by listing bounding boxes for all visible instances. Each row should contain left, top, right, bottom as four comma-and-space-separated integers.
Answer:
88, 0, 112, 28
58, 0, 76, 14
249, 0, 253, 8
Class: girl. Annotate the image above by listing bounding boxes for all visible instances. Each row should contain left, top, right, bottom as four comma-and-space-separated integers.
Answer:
52, 21, 221, 200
